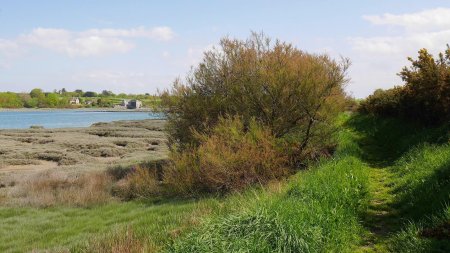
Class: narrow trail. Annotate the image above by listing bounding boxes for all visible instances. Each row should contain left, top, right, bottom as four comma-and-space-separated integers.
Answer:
353, 127, 402, 252
358, 166, 398, 252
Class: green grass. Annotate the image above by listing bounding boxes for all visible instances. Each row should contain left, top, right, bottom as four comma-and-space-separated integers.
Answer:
168, 115, 371, 252
347, 114, 450, 252
388, 143, 450, 252
0, 200, 218, 252
166, 114, 449, 253
1, 113, 448, 252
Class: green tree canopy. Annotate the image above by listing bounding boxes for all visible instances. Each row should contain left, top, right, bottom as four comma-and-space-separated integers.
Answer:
30, 88, 44, 99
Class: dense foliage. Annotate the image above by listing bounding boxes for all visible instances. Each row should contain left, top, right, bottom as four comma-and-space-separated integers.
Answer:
162, 33, 350, 164
0, 88, 159, 108
163, 116, 289, 196
0, 92, 23, 108
360, 46, 450, 125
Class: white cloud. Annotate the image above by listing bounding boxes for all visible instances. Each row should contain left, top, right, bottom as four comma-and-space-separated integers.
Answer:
71, 70, 173, 93
363, 8, 450, 32
347, 8, 450, 98
16, 26, 174, 57
0, 39, 20, 55
81, 26, 174, 41
162, 51, 170, 58
349, 29, 450, 54
0, 39, 18, 50
20, 28, 134, 57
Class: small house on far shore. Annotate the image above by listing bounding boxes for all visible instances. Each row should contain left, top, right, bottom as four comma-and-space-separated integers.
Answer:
69, 97, 80, 105
127, 99, 142, 109
120, 99, 130, 107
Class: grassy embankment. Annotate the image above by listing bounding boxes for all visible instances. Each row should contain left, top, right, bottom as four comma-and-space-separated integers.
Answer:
348, 115, 450, 252
0, 113, 371, 252
0, 113, 448, 252
167, 114, 450, 252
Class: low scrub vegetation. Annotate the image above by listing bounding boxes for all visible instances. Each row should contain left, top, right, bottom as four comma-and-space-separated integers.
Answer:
360, 46, 450, 125
164, 116, 289, 196
112, 165, 163, 200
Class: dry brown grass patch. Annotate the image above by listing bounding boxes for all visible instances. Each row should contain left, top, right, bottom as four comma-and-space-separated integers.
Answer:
9, 170, 114, 207
80, 227, 158, 253
112, 166, 163, 200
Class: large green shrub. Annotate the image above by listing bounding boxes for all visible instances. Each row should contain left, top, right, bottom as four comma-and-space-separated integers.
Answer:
162, 33, 350, 162
360, 46, 450, 125
400, 47, 450, 123
359, 87, 403, 117
163, 116, 289, 196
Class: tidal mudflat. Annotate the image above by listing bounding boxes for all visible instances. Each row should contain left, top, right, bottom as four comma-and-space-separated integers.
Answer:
0, 119, 167, 206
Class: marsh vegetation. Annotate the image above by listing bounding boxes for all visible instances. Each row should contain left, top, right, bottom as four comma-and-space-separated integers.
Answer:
0, 119, 167, 207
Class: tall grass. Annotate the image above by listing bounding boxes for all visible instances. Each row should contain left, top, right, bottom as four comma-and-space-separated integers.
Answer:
0, 199, 218, 252
347, 114, 450, 252
168, 118, 370, 252
9, 170, 113, 207
389, 143, 450, 252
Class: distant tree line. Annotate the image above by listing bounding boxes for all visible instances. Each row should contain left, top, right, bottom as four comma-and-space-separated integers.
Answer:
360, 46, 450, 125
0, 88, 157, 108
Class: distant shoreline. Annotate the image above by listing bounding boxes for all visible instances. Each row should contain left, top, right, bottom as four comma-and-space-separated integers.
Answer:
0, 108, 157, 113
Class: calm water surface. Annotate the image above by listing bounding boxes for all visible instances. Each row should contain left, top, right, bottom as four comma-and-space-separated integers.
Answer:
0, 110, 163, 129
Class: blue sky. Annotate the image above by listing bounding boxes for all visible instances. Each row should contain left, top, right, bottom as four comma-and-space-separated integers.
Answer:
0, 1, 449, 97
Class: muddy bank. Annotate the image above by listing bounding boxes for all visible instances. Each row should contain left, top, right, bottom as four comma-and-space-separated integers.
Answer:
0, 119, 167, 176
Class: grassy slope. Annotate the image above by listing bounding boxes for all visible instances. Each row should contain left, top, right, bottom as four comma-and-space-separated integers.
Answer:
169, 114, 450, 252
0, 114, 371, 252
388, 143, 450, 252
168, 114, 371, 252
347, 114, 450, 252
0, 113, 448, 252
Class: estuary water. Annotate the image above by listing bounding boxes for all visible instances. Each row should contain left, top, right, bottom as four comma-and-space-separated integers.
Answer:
0, 110, 163, 129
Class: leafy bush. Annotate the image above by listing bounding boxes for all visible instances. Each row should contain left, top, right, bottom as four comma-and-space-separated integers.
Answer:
162, 33, 349, 163
163, 116, 289, 196
359, 87, 403, 117
360, 46, 450, 125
